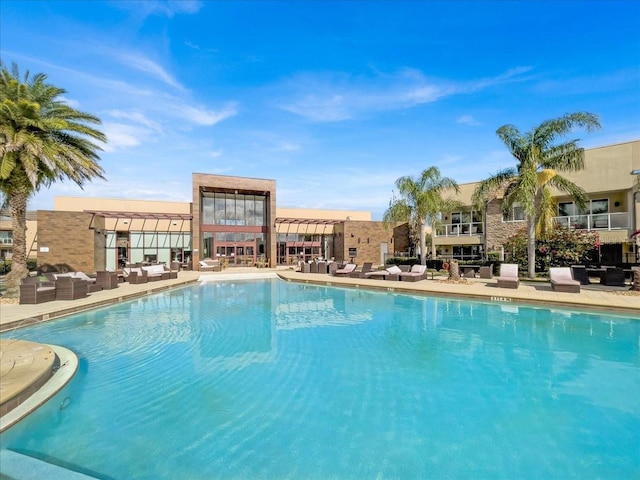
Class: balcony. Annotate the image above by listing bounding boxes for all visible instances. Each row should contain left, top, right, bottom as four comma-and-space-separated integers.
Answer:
0, 238, 13, 245
554, 212, 629, 231
435, 222, 484, 237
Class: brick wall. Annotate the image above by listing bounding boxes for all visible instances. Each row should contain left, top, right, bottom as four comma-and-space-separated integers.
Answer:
337, 221, 409, 266
36, 211, 102, 273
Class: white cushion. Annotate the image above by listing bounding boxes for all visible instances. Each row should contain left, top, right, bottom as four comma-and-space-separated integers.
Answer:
386, 265, 402, 275
411, 265, 426, 274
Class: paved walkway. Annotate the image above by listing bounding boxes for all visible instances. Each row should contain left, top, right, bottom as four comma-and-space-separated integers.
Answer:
1, 268, 638, 433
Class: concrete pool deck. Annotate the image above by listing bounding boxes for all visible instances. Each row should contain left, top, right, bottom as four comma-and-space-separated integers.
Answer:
1, 267, 639, 432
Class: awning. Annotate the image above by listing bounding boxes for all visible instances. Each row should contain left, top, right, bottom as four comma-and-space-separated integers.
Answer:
86, 210, 192, 232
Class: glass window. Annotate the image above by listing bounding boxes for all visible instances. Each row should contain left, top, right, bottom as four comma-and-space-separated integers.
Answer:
591, 199, 608, 214
503, 204, 525, 221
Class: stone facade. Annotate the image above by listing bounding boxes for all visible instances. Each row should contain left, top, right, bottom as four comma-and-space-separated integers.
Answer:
484, 199, 526, 254
36, 211, 105, 273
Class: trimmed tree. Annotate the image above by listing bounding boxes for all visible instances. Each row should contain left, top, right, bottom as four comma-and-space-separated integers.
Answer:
0, 63, 106, 298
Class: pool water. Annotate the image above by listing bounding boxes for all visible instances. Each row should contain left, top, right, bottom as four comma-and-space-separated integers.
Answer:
1, 279, 639, 479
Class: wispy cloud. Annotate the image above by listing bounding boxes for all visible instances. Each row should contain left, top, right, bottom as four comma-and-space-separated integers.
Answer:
174, 102, 238, 126
277, 66, 533, 122
111, 0, 203, 19
456, 115, 482, 126
106, 49, 184, 90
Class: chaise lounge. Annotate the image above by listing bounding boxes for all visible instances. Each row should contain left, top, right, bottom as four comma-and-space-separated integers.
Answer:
398, 264, 428, 282
549, 267, 581, 293
496, 264, 520, 289
333, 263, 357, 277
364, 265, 402, 281
349, 262, 373, 278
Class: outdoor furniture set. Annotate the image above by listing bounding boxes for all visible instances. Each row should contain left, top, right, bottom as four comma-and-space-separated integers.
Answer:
18, 263, 178, 304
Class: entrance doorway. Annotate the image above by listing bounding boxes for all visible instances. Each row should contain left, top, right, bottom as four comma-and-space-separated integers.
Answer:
216, 243, 256, 266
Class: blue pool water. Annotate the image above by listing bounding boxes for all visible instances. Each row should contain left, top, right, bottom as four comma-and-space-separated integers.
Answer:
1, 278, 639, 479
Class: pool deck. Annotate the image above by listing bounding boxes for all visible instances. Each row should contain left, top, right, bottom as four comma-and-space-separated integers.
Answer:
1, 268, 639, 433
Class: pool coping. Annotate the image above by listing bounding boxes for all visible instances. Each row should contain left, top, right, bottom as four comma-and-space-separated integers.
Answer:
276, 271, 640, 316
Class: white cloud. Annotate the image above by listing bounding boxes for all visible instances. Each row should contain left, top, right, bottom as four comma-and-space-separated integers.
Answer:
456, 115, 482, 126
175, 102, 237, 126
277, 66, 533, 122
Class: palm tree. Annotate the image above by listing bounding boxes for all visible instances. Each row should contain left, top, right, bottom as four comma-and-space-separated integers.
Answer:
472, 112, 601, 279
383, 167, 459, 265
0, 63, 106, 298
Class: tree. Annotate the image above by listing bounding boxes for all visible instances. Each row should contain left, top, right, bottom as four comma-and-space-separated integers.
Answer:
383, 167, 459, 265
472, 112, 600, 278
0, 63, 106, 298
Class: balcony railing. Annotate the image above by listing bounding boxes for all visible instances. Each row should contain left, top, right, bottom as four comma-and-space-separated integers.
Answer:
554, 212, 629, 230
435, 222, 484, 237
0, 238, 13, 245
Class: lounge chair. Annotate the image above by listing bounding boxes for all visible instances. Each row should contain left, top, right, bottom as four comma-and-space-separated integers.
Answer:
364, 265, 402, 281
496, 264, 519, 289
54, 276, 89, 300
398, 264, 427, 282
549, 267, 581, 293
199, 259, 222, 272
19, 277, 56, 304
334, 263, 357, 276
349, 262, 373, 278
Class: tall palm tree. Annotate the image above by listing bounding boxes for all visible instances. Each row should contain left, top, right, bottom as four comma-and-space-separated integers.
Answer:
471, 112, 600, 278
383, 167, 459, 265
0, 63, 106, 298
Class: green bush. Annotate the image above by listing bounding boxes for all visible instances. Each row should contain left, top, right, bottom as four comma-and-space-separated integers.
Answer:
503, 225, 599, 273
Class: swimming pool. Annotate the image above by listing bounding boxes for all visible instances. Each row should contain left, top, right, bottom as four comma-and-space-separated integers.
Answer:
1, 278, 639, 479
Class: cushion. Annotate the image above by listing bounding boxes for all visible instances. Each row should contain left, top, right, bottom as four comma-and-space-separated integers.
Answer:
386, 265, 402, 275
411, 265, 426, 274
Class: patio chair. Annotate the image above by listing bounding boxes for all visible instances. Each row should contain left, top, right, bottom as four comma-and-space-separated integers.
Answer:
549, 267, 581, 293
496, 264, 519, 289
364, 265, 402, 281
54, 276, 89, 300
124, 267, 148, 284
349, 262, 373, 278
96, 271, 120, 290
601, 267, 626, 287
398, 264, 428, 282
478, 264, 494, 279
570, 265, 590, 285
334, 263, 357, 277
19, 277, 56, 304
300, 262, 311, 273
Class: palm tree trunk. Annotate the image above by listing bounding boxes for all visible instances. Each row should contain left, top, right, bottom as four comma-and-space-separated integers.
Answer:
4, 190, 29, 299
527, 216, 536, 279
419, 220, 427, 265
449, 259, 461, 281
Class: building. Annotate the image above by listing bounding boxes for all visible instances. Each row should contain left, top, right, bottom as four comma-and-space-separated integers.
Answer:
433, 140, 640, 264
1, 140, 638, 272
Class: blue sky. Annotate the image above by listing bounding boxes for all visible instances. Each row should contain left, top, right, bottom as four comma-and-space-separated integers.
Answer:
1, 0, 639, 219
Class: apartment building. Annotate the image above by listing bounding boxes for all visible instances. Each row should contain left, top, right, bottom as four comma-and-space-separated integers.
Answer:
433, 140, 640, 264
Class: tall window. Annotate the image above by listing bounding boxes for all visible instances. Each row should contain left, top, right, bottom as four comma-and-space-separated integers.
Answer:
202, 192, 267, 226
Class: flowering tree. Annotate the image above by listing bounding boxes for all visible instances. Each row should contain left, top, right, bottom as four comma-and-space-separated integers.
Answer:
504, 224, 599, 273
